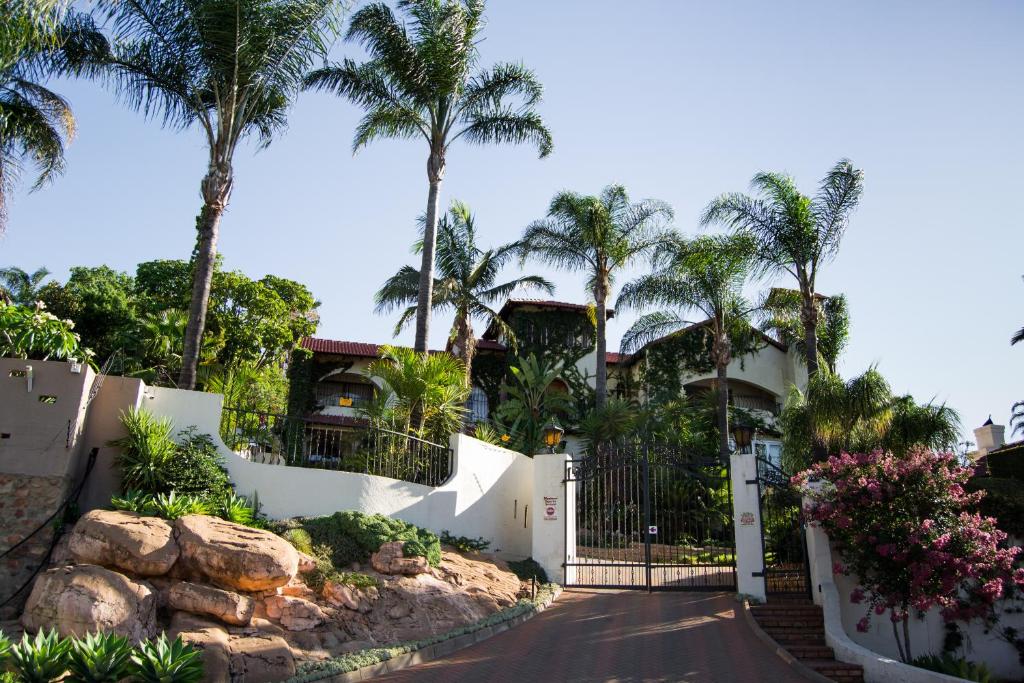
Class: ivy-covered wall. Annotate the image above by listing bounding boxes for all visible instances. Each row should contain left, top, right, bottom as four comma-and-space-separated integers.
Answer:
286, 349, 355, 417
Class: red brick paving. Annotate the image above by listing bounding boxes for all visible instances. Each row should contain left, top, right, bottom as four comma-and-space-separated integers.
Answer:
371, 590, 809, 682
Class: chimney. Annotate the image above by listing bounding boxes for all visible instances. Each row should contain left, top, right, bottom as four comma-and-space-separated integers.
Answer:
974, 416, 1006, 457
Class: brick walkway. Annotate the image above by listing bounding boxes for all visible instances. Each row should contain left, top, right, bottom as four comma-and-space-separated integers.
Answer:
371, 590, 809, 682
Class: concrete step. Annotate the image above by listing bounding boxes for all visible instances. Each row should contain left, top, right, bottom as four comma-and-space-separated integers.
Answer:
787, 644, 836, 660
803, 659, 865, 683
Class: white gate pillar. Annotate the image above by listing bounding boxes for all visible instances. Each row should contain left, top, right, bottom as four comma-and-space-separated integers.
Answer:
531, 452, 573, 585
730, 452, 767, 602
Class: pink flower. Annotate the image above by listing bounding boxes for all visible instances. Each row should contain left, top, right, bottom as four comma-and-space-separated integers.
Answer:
850, 588, 865, 604
856, 617, 870, 633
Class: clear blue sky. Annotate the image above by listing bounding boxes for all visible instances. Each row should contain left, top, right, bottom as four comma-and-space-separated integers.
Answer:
3, 1, 1022, 442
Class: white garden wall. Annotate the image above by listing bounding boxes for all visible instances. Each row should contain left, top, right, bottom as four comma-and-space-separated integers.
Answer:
145, 386, 535, 560
805, 514, 1024, 682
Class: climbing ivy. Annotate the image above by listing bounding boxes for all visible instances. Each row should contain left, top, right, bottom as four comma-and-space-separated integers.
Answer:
285, 348, 354, 417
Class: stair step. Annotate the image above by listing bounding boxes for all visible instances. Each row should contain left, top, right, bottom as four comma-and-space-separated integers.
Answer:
755, 617, 823, 628
788, 645, 836, 660
803, 659, 864, 682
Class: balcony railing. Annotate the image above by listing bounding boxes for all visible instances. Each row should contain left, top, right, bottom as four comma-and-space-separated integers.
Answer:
220, 407, 453, 487
731, 395, 781, 416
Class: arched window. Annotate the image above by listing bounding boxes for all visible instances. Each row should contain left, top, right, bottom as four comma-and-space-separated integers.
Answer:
467, 386, 489, 423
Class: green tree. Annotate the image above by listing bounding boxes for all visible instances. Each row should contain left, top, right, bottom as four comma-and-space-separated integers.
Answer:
0, 266, 51, 305
305, 0, 552, 354
617, 233, 756, 461
494, 353, 571, 455
39, 265, 137, 363
374, 200, 553, 383
0, 6, 98, 233
780, 366, 961, 471
93, 0, 342, 389
702, 159, 864, 377
520, 185, 674, 408
761, 288, 850, 373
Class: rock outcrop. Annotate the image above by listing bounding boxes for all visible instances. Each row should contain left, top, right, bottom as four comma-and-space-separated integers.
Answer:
21, 565, 156, 641
263, 595, 325, 631
371, 541, 429, 576
67, 510, 178, 576
175, 515, 299, 592
167, 581, 254, 626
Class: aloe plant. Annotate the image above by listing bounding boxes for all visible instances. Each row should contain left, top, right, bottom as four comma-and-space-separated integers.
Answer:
66, 632, 132, 683
129, 634, 204, 683
9, 629, 71, 683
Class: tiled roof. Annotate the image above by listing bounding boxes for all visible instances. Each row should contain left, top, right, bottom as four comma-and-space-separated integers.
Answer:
606, 352, 628, 364
301, 338, 380, 357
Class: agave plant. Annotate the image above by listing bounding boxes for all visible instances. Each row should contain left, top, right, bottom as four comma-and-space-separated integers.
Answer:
149, 492, 209, 520
66, 632, 132, 683
9, 629, 71, 683
0, 629, 10, 662
129, 635, 204, 683
219, 492, 256, 526
109, 490, 152, 514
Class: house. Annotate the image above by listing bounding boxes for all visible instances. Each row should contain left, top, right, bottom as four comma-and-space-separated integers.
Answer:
287, 299, 808, 459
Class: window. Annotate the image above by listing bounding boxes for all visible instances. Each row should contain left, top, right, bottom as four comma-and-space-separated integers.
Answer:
755, 441, 783, 469
315, 380, 375, 408
467, 386, 489, 423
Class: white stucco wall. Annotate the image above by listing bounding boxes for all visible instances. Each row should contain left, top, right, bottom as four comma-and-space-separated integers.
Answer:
730, 451, 767, 602
531, 452, 572, 584
145, 387, 536, 560
805, 514, 1024, 681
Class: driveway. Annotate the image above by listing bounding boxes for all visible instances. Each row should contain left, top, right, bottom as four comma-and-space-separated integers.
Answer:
371, 590, 807, 682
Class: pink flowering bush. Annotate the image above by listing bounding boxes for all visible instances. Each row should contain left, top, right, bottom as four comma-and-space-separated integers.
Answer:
794, 448, 1024, 662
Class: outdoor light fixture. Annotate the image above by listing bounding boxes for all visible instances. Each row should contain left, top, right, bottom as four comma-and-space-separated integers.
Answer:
542, 417, 564, 453
731, 420, 754, 453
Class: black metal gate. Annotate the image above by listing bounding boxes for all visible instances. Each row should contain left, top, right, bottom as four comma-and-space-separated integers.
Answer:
755, 456, 811, 597
564, 442, 736, 591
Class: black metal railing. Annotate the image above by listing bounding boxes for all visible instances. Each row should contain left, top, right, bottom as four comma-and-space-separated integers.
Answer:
220, 408, 453, 487
755, 456, 811, 596
732, 394, 781, 416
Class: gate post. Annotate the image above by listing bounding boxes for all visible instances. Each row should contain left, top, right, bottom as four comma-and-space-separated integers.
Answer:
531, 451, 574, 586
729, 452, 767, 602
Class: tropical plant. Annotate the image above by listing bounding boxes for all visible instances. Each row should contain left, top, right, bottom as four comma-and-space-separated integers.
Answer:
9, 629, 71, 683
911, 654, 993, 682
133, 309, 188, 380
0, 300, 90, 361
760, 288, 850, 373
617, 233, 756, 460
218, 491, 257, 525
471, 420, 504, 446
66, 631, 133, 683
1012, 400, 1024, 439
494, 353, 571, 455
701, 159, 864, 377
110, 408, 178, 493
795, 449, 1024, 663
306, 0, 552, 353
92, 0, 341, 390
578, 398, 637, 450
0, 266, 51, 305
520, 185, 673, 407
780, 366, 961, 471
148, 491, 211, 520
129, 634, 204, 683
366, 345, 469, 441
375, 200, 553, 383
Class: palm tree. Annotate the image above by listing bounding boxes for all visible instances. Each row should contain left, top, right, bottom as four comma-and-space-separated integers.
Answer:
761, 288, 850, 374
374, 200, 553, 384
305, 0, 552, 355
701, 159, 864, 377
93, 0, 342, 390
780, 366, 961, 471
519, 185, 674, 408
1, 9, 99, 234
617, 233, 755, 461
0, 266, 51, 305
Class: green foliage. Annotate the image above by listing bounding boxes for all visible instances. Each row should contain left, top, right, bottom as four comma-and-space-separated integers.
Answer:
471, 421, 503, 445
129, 635, 204, 683
218, 492, 257, 526
111, 408, 178, 494
160, 428, 232, 499
9, 630, 70, 683
0, 302, 91, 362
439, 531, 491, 553
281, 511, 442, 569
111, 491, 210, 520
578, 399, 638, 449
494, 353, 571, 455
986, 448, 1024, 482
39, 266, 136, 364
967, 477, 1024, 538
911, 654, 993, 682
506, 558, 548, 584
67, 631, 133, 683
0, 267, 51, 306
761, 289, 850, 373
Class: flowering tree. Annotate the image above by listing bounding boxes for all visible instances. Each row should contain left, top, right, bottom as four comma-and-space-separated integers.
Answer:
794, 448, 1024, 662
0, 301, 91, 362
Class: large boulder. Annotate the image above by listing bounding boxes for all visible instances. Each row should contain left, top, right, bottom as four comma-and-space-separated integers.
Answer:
68, 510, 179, 576
167, 581, 254, 626
169, 612, 231, 683
263, 595, 325, 631
229, 633, 296, 683
21, 565, 156, 641
174, 515, 298, 592
371, 541, 429, 576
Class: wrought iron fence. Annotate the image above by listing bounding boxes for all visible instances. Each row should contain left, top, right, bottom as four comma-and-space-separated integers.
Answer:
220, 407, 453, 487
755, 456, 811, 596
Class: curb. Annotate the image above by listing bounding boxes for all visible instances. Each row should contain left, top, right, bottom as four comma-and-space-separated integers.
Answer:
305, 586, 562, 682
739, 599, 834, 683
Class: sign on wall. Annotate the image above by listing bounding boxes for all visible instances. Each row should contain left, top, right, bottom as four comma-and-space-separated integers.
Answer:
544, 496, 558, 520
739, 511, 756, 526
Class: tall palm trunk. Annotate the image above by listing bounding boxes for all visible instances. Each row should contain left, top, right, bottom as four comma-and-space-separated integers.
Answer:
799, 282, 820, 377
179, 160, 232, 390
594, 276, 608, 409
453, 310, 475, 388
415, 146, 445, 354
713, 325, 731, 462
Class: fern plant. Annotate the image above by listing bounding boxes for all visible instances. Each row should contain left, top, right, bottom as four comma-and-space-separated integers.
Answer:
9, 629, 71, 683
129, 635, 204, 683
66, 632, 132, 683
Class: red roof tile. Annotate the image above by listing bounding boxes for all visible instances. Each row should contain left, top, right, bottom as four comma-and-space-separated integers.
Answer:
301, 338, 380, 357
606, 352, 628, 364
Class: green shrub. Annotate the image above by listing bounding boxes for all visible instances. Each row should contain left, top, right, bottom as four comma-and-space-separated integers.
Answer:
67, 631, 133, 682
986, 447, 1024, 481
129, 634, 204, 683
161, 428, 232, 500
439, 531, 491, 553
9, 629, 71, 683
911, 653, 993, 682
968, 476, 1024, 538
283, 511, 441, 568
506, 558, 548, 584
